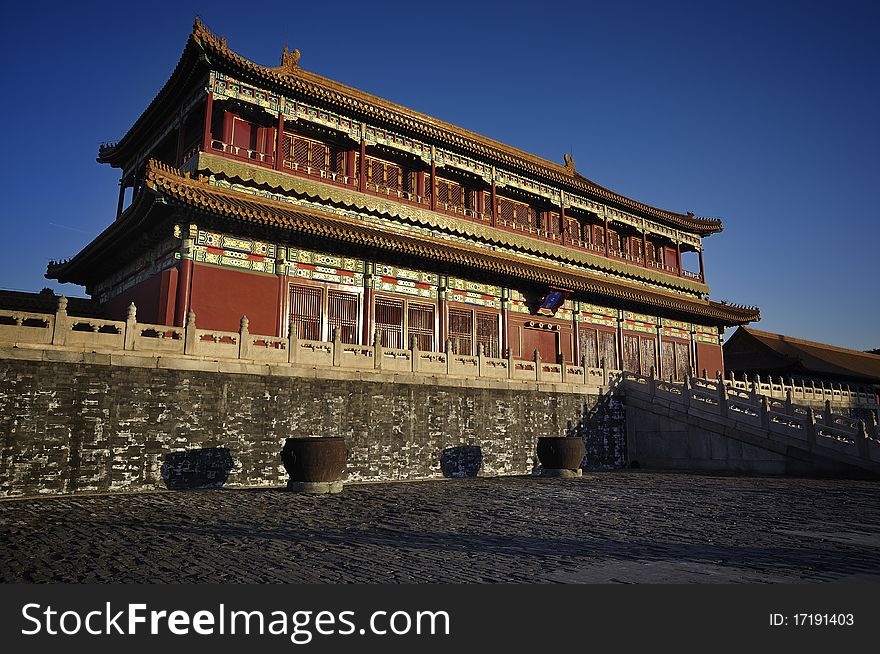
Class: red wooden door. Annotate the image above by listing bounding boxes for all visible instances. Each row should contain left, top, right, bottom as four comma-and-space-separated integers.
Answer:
522, 328, 558, 363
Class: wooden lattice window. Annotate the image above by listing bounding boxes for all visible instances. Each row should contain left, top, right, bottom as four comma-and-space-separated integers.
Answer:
289, 285, 322, 341
580, 328, 600, 368
640, 337, 656, 376
283, 133, 338, 173
365, 156, 403, 192
375, 297, 404, 349
608, 229, 621, 254
599, 331, 617, 370
623, 334, 640, 373
476, 312, 500, 358
546, 212, 561, 236
328, 290, 359, 344
675, 341, 691, 380
448, 308, 473, 355
408, 303, 435, 351
661, 340, 676, 380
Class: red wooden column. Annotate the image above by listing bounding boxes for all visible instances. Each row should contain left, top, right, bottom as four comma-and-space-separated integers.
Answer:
430, 159, 437, 211
202, 92, 214, 152
676, 241, 682, 276
274, 110, 284, 171
362, 262, 374, 345
604, 215, 610, 258
572, 302, 580, 365
698, 248, 705, 280
559, 202, 567, 247
416, 170, 426, 203
490, 181, 498, 227
174, 240, 194, 328
358, 138, 367, 192
642, 230, 648, 268
438, 277, 447, 351
500, 288, 510, 357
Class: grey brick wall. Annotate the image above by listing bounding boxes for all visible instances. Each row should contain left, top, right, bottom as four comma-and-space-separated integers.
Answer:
0, 359, 626, 497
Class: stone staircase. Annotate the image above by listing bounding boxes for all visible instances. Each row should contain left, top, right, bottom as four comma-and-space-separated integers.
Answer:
620, 371, 880, 475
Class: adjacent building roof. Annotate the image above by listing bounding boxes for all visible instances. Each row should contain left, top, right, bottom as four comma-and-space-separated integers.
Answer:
48, 160, 758, 326
98, 18, 723, 236
0, 288, 102, 317
724, 327, 880, 385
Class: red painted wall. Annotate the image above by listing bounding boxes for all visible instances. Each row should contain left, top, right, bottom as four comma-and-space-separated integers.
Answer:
188, 263, 281, 336
102, 268, 177, 325
696, 342, 724, 379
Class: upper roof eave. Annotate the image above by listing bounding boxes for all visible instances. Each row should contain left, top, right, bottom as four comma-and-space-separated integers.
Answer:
101, 18, 724, 236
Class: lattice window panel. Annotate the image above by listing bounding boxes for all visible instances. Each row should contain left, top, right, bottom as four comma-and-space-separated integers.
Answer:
580, 329, 600, 368
375, 298, 404, 349
675, 341, 691, 381
623, 334, 640, 373
546, 212, 561, 235
661, 341, 676, 380
289, 285, 323, 341
366, 157, 403, 192
328, 290, 359, 345
476, 312, 500, 358
448, 308, 473, 355
566, 218, 582, 241
608, 230, 621, 253
639, 337, 656, 376
408, 303, 435, 351
599, 331, 617, 370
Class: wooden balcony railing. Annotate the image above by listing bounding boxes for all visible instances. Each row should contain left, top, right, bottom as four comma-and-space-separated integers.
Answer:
195, 142, 706, 285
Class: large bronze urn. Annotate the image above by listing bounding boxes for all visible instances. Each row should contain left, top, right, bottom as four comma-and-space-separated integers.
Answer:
536, 436, 585, 477
281, 436, 349, 493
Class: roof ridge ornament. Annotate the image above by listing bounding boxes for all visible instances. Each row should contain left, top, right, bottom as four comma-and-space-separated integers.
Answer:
563, 153, 576, 175
280, 45, 301, 73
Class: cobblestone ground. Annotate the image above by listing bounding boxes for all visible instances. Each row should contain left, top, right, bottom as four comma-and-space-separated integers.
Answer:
1, 471, 879, 583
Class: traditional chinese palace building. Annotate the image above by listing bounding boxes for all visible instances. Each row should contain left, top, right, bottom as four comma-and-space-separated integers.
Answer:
48, 19, 759, 380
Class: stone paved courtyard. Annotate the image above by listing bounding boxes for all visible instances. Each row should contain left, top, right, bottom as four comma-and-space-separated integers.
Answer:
2, 471, 879, 583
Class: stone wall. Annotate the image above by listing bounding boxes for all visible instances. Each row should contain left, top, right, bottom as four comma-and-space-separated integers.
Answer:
0, 357, 625, 497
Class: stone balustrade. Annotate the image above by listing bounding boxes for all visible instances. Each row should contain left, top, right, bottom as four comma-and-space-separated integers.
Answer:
0, 298, 625, 388
624, 369, 880, 467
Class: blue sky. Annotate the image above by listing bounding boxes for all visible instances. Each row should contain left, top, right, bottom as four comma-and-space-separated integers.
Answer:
1, 1, 877, 349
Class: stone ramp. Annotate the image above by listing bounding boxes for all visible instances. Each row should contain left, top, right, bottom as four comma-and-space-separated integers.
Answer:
621, 373, 880, 476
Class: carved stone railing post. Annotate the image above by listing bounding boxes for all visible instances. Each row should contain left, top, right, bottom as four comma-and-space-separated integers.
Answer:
184, 310, 197, 355
857, 420, 869, 460
507, 347, 515, 379
806, 407, 817, 448
534, 349, 542, 382
288, 325, 299, 364
683, 374, 691, 410
239, 315, 250, 360
701, 368, 707, 380
52, 296, 69, 346
410, 334, 419, 373
824, 399, 833, 427
649, 365, 656, 397
719, 381, 729, 418
477, 343, 485, 377
785, 389, 792, 415
124, 302, 137, 350
444, 339, 452, 375
332, 327, 342, 367
760, 395, 770, 430
374, 328, 383, 370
